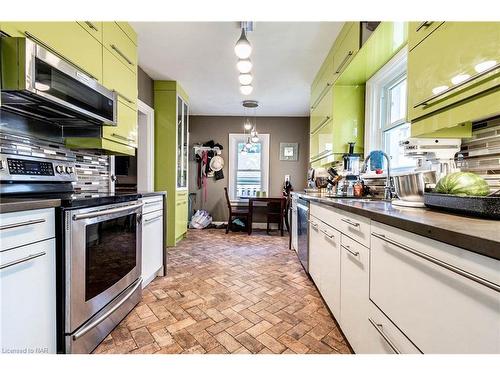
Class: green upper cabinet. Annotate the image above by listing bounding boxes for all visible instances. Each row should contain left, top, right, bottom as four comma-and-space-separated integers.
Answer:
408, 22, 500, 137
332, 22, 360, 77
408, 21, 444, 51
0, 22, 103, 82
102, 22, 138, 73
77, 21, 103, 43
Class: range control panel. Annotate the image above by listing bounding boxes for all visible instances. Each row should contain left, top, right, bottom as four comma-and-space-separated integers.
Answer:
0, 154, 77, 182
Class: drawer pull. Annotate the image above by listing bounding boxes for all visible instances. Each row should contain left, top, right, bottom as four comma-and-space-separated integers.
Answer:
335, 51, 353, 74
112, 133, 136, 143
311, 116, 332, 135
372, 232, 500, 293
144, 216, 162, 224
341, 218, 360, 227
110, 44, 133, 65
117, 93, 135, 104
310, 83, 332, 110
413, 61, 500, 108
84, 21, 99, 31
342, 245, 359, 257
0, 218, 46, 231
144, 200, 162, 205
320, 228, 335, 239
368, 318, 401, 354
415, 21, 433, 32
308, 220, 319, 229
0, 251, 46, 270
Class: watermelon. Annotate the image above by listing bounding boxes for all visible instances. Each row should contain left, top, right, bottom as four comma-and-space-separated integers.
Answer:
434, 172, 490, 196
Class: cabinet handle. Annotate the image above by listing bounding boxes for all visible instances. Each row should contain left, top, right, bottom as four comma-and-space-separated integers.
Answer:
415, 21, 433, 32
320, 228, 335, 239
308, 219, 319, 229
144, 200, 162, 205
368, 318, 401, 354
144, 216, 162, 224
341, 218, 360, 227
0, 218, 46, 231
372, 232, 500, 293
335, 51, 353, 74
117, 92, 135, 104
342, 244, 359, 257
311, 116, 331, 135
84, 21, 99, 31
310, 83, 332, 110
110, 44, 133, 65
413, 61, 500, 108
0, 252, 46, 270
112, 133, 136, 143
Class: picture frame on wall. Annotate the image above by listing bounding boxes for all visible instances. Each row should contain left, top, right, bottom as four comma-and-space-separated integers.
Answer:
279, 142, 298, 161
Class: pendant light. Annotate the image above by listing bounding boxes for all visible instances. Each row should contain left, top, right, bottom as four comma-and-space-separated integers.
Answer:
244, 118, 253, 131
238, 73, 253, 85
234, 28, 252, 59
236, 58, 252, 74
240, 84, 253, 95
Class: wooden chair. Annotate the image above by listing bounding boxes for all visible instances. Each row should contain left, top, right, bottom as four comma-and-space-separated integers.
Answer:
224, 187, 251, 234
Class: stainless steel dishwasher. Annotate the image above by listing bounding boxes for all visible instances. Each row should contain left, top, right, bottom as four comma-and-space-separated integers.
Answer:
296, 197, 310, 274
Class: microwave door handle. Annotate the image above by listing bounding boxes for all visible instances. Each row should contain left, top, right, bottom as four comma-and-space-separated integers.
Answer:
72, 202, 144, 221
72, 277, 142, 340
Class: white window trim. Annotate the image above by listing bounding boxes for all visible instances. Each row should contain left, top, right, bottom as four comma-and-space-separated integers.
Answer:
228, 133, 270, 201
364, 46, 408, 154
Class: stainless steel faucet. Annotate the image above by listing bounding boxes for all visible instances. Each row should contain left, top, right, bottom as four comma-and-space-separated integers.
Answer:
361, 151, 393, 200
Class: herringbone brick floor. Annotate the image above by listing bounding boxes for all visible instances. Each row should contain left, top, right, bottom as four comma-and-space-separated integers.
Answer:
93, 229, 352, 354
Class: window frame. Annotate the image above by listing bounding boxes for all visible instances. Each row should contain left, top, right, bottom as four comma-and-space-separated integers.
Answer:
228, 133, 270, 201
365, 46, 414, 172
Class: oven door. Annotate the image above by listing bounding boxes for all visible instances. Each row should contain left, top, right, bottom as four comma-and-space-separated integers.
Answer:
66, 201, 142, 332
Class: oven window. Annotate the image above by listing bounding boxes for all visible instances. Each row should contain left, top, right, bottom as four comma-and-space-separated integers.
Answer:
85, 214, 137, 301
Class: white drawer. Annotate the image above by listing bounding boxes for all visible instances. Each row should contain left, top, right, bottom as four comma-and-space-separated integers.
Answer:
141, 196, 164, 214
370, 221, 500, 353
366, 301, 421, 354
0, 208, 55, 251
142, 210, 164, 287
310, 202, 340, 228
310, 202, 371, 247
336, 209, 371, 248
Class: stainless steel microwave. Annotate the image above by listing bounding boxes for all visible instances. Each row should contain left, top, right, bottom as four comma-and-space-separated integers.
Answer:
0, 37, 117, 127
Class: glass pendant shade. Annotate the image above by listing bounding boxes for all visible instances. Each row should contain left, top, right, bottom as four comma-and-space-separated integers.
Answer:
238, 73, 253, 85
240, 84, 253, 95
236, 58, 252, 73
234, 29, 252, 59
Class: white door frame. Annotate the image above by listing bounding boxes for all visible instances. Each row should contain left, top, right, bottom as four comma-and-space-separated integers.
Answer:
137, 99, 155, 192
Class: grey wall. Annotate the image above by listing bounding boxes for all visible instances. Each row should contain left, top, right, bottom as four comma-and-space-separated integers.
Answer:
138, 67, 154, 107
188, 116, 309, 222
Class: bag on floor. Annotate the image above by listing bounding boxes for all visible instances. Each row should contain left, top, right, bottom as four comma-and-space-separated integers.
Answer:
190, 209, 213, 229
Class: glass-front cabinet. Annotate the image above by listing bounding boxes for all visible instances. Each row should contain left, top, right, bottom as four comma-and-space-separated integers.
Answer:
176, 96, 189, 189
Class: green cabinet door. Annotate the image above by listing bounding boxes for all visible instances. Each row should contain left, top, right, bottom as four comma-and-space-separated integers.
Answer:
175, 191, 189, 241
408, 22, 500, 123
1, 22, 103, 82
77, 21, 103, 43
102, 22, 138, 73
102, 48, 138, 108
310, 86, 333, 134
332, 22, 360, 77
408, 21, 443, 51
102, 101, 138, 147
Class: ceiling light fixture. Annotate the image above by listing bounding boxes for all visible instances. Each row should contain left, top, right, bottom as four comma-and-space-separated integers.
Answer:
240, 84, 253, 95
238, 73, 253, 85
236, 58, 252, 74
244, 119, 253, 131
234, 28, 252, 59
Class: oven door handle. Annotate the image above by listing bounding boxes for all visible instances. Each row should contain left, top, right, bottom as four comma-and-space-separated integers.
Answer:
72, 277, 142, 340
72, 202, 144, 221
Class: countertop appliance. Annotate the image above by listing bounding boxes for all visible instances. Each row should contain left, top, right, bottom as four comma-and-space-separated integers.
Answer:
1, 37, 117, 127
296, 197, 310, 274
1, 152, 143, 354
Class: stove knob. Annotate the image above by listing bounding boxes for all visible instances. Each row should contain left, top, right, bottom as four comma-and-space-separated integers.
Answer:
65, 166, 74, 174
55, 165, 64, 174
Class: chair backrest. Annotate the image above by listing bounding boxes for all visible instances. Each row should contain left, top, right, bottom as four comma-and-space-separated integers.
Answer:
224, 187, 232, 209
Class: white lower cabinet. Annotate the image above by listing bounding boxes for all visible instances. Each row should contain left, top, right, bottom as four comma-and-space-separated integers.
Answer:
370, 221, 500, 354
0, 238, 56, 353
366, 301, 421, 354
309, 215, 341, 318
141, 209, 164, 287
339, 234, 372, 353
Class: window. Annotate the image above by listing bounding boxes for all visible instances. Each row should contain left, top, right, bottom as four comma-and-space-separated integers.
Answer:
228, 133, 270, 200
365, 47, 415, 172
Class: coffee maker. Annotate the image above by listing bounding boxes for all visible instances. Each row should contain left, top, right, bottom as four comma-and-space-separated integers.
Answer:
342, 142, 361, 177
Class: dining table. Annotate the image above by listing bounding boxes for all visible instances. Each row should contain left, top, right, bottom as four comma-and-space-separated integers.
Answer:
247, 196, 287, 236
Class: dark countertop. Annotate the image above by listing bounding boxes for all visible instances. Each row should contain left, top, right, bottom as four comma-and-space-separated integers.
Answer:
0, 197, 62, 214
294, 193, 500, 260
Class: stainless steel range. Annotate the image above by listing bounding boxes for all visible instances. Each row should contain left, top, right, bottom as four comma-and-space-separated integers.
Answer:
1, 152, 143, 353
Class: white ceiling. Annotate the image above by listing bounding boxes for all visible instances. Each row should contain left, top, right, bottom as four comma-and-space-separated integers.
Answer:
131, 22, 343, 116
